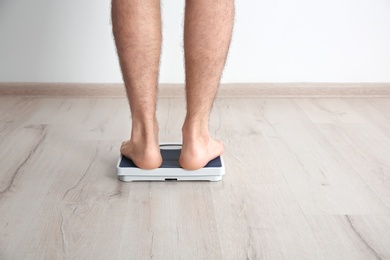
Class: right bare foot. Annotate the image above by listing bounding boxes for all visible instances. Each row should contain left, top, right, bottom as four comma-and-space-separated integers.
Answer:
180, 128, 224, 170
120, 119, 162, 170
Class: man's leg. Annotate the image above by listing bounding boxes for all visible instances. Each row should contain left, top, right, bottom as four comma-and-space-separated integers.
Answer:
112, 0, 162, 169
180, 0, 235, 170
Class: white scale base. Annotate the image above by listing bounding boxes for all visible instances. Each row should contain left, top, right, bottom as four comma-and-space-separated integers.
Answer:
117, 144, 225, 182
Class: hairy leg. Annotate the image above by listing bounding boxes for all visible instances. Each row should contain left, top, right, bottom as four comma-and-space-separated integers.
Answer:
112, 0, 162, 169
180, 0, 235, 170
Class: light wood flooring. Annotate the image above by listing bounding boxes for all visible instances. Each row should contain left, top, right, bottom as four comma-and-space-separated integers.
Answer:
0, 95, 390, 259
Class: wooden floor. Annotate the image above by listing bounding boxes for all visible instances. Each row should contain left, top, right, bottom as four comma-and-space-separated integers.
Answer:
1, 95, 390, 259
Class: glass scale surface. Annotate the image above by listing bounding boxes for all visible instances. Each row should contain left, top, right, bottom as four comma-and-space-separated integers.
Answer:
117, 144, 225, 182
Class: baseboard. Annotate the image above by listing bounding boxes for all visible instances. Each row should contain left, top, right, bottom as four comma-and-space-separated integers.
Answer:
0, 82, 389, 98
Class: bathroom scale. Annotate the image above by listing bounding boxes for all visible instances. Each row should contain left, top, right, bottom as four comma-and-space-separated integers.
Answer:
117, 143, 225, 182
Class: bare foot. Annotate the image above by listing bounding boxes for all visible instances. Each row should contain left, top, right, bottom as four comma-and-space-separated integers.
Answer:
121, 140, 162, 169
120, 120, 162, 169
180, 132, 224, 170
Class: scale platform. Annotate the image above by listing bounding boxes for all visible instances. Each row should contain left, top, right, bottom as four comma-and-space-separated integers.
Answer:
117, 144, 225, 182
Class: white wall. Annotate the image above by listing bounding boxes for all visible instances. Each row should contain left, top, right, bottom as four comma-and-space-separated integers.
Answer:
0, 0, 390, 83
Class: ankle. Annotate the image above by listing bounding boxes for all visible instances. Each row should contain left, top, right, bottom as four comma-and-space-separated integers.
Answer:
130, 117, 159, 144
182, 122, 210, 145
183, 114, 209, 129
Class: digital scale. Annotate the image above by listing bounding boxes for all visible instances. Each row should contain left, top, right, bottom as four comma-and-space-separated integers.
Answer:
117, 144, 225, 181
